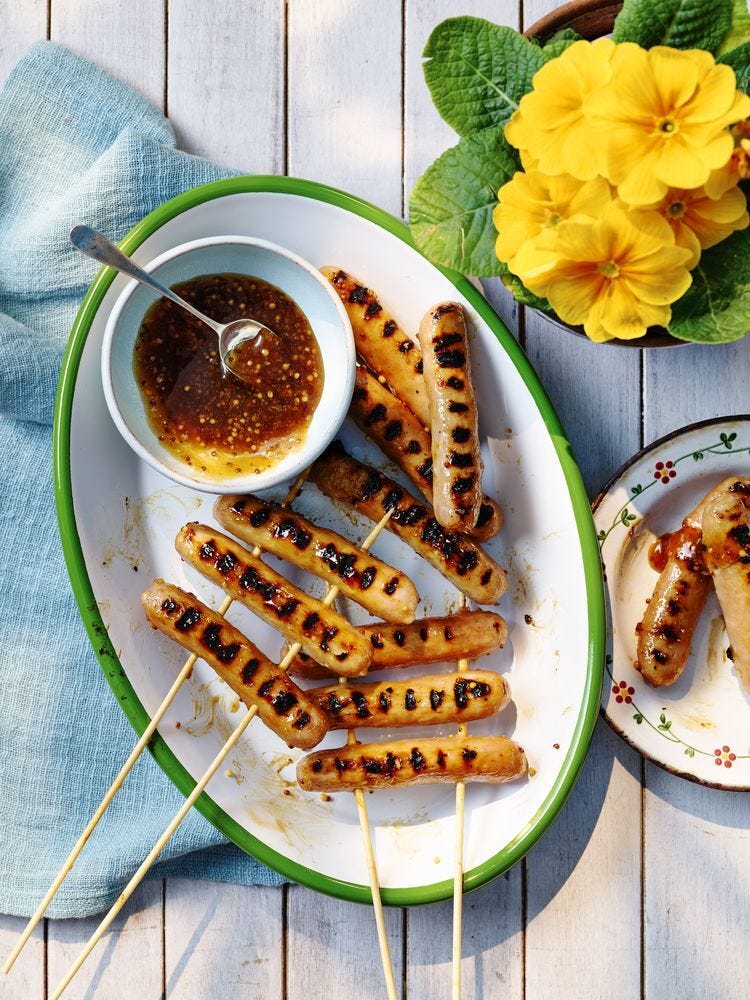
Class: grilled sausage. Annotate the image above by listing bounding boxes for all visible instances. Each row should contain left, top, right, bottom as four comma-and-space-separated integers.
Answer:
142, 581, 328, 750
321, 266, 430, 426
310, 443, 507, 605
288, 610, 507, 680
417, 302, 483, 532
635, 477, 750, 685
214, 493, 418, 624
297, 735, 526, 791
350, 365, 502, 540
635, 524, 711, 685
313, 670, 509, 729
176, 524, 372, 677
683, 476, 750, 529
702, 481, 750, 692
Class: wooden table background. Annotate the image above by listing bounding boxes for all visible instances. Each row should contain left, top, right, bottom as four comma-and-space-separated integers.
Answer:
2, 1, 749, 997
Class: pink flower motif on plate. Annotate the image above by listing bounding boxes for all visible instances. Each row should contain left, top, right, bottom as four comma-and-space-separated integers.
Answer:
653, 461, 677, 484
612, 680, 635, 704
714, 746, 736, 768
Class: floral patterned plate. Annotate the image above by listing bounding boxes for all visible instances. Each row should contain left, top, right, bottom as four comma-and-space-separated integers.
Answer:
593, 415, 750, 790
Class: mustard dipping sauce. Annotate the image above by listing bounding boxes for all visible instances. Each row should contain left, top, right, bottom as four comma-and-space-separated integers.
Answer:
134, 273, 324, 478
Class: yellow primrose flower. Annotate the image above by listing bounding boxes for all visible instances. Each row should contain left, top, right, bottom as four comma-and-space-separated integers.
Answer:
704, 120, 750, 197
493, 171, 612, 265
510, 203, 693, 342
504, 38, 615, 180
588, 44, 750, 205
637, 185, 749, 268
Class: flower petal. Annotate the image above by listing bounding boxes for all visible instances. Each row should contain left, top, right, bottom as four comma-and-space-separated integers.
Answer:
559, 120, 605, 179
685, 64, 739, 123
504, 110, 530, 151
587, 282, 670, 340
616, 154, 668, 205
654, 138, 712, 189
605, 43, 658, 118
621, 247, 693, 303
670, 222, 702, 268
649, 47, 699, 111
546, 268, 605, 324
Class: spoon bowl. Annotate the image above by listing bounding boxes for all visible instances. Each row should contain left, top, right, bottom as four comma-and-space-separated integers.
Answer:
220, 317, 282, 369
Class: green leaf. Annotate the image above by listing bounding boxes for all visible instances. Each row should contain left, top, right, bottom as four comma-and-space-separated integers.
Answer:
684, 746, 696, 758
612, 0, 733, 52
718, 0, 750, 53
693, 451, 705, 460
540, 28, 582, 61
668, 229, 750, 343
718, 40, 750, 93
631, 484, 644, 495
409, 126, 517, 277
423, 17, 546, 137
634, 713, 644, 724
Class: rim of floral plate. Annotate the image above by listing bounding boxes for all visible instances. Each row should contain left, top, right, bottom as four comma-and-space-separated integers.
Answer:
592, 413, 750, 790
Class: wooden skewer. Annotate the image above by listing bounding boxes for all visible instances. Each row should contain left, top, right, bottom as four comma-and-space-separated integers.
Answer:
349, 753, 397, 1000
0, 625, 224, 976
2, 471, 309, 977
51, 610, 312, 998
337, 508, 399, 1000
452, 595, 470, 1000
50, 500, 397, 1000
50, 701, 259, 1000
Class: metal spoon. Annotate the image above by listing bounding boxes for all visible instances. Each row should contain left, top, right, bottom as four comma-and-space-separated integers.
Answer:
69, 225, 277, 379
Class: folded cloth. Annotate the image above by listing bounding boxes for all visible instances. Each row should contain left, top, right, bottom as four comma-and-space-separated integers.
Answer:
0, 41, 286, 919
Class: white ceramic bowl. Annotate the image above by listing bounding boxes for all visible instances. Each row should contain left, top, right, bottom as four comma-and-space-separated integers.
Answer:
101, 235, 354, 493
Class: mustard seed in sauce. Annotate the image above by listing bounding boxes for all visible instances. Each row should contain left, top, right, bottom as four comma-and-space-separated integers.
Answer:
134, 273, 324, 478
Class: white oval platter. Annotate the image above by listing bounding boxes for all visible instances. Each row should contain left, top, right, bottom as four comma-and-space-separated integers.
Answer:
55, 177, 604, 903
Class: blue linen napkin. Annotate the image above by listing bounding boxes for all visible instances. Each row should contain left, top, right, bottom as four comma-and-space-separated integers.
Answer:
0, 41, 286, 919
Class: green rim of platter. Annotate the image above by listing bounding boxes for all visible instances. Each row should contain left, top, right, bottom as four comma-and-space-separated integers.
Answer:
53, 175, 605, 906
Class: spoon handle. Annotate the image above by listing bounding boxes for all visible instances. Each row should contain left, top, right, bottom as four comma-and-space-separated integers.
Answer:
69, 225, 224, 335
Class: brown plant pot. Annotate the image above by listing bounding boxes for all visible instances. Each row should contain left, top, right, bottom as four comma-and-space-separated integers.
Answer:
522, 0, 684, 349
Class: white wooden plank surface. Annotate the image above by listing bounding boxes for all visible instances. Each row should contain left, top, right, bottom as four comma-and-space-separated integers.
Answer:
165, 879, 283, 999
525, 724, 642, 1000
283, 4, 407, 994
51, 0, 165, 109
286, 887, 404, 1000
46, 881, 164, 999
0, 0, 47, 76
407, 874, 523, 1000
643, 338, 750, 1000
510, 5, 643, 999
403, 5, 523, 997
167, 0, 285, 171
0, 916, 44, 1000
287, 0, 403, 210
